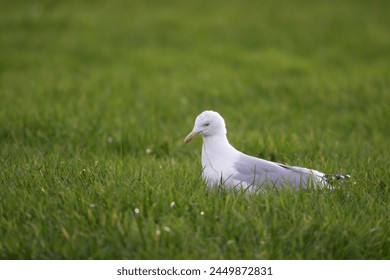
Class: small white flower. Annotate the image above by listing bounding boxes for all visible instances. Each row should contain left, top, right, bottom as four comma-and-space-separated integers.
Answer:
200, 211, 204, 216
163, 226, 171, 232
226, 240, 234, 246
170, 201, 175, 208
156, 229, 161, 236
134, 208, 140, 214
146, 148, 152, 154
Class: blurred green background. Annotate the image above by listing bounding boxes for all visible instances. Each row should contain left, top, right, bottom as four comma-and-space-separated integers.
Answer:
0, 0, 389, 259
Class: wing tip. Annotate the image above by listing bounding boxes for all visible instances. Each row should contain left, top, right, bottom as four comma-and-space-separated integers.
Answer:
324, 173, 351, 181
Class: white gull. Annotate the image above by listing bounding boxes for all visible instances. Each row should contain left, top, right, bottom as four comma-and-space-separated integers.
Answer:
184, 110, 349, 191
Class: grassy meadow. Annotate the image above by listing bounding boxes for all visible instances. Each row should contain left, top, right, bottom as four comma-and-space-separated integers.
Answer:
0, 0, 389, 259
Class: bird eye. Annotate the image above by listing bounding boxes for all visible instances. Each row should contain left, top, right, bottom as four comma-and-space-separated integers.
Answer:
204, 123, 210, 127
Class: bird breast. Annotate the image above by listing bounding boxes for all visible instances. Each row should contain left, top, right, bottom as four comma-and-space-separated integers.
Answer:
201, 142, 239, 187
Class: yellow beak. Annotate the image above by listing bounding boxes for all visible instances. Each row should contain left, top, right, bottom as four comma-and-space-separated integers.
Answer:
184, 131, 199, 144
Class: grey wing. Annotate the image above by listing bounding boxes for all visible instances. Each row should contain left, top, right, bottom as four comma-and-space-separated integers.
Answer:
233, 153, 325, 188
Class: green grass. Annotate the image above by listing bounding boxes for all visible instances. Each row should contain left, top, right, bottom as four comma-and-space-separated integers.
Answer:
0, 0, 389, 259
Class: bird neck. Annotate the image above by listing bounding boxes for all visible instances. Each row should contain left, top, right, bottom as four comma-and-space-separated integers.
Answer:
202, 133, 232, 152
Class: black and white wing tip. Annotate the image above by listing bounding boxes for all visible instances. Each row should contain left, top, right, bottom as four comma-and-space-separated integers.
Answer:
324, 173, 351, 181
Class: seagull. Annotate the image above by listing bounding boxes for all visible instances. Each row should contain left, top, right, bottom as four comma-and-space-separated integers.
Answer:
184, 110, 349, 191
